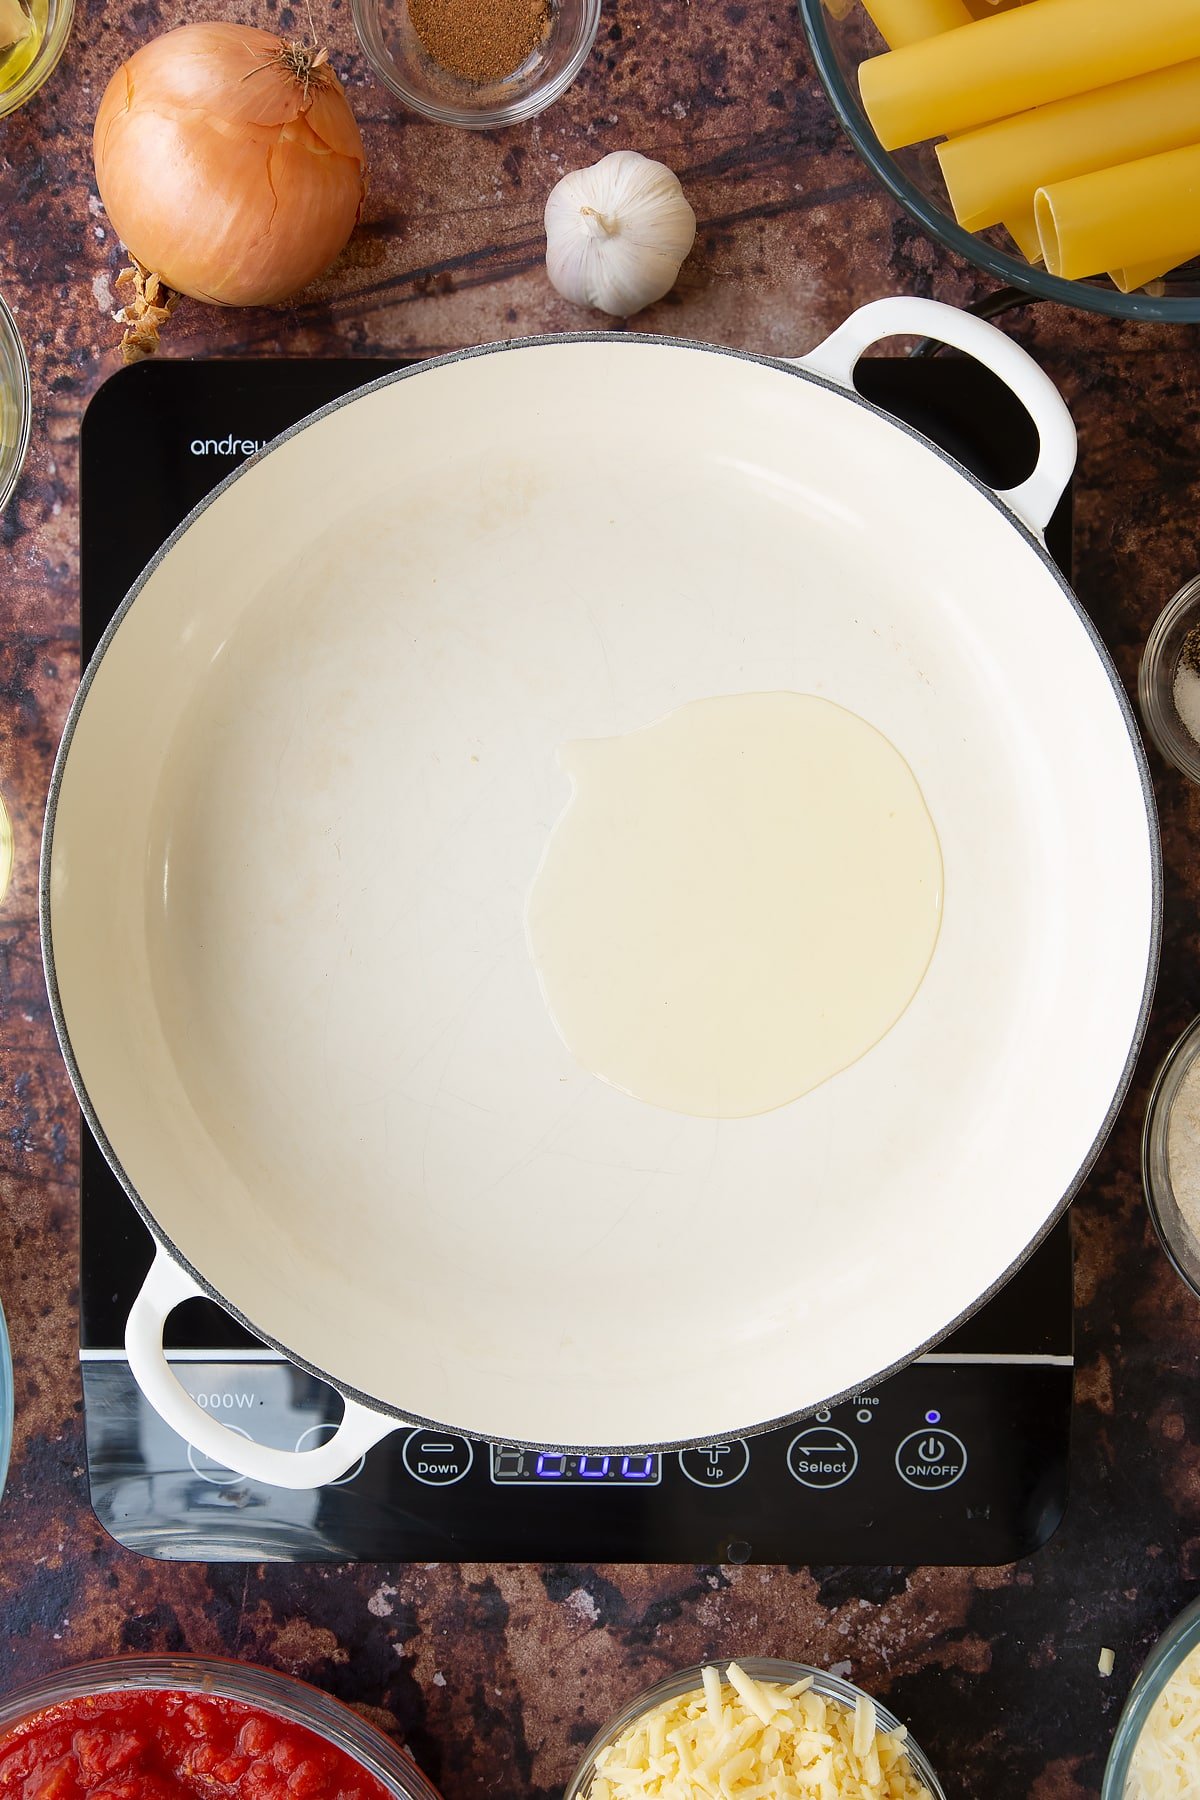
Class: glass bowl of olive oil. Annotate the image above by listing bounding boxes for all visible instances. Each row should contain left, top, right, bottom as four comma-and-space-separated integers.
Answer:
0, 0, 73, 118
0, 292, 30, 515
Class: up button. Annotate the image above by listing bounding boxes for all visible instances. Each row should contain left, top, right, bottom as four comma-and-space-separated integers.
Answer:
895, 1428, 967, 1491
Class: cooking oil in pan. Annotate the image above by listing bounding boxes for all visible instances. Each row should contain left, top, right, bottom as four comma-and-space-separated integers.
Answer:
525, 691, 943, 1119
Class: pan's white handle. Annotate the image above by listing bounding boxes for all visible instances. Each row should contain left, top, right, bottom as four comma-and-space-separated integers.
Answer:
796, 297, 1077, 537
126, 1247, 399, 1490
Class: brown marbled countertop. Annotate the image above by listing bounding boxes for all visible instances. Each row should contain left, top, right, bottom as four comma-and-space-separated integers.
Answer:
2, 1, 1200, 1795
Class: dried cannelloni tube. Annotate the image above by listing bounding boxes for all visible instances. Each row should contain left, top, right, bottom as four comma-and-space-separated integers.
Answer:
936, 59, 1200, 232
1109, 257, 1187, 295
1034, 140, 1200, 280
1002, 210, 1042, 262
834, 0, 1037, 254
859, 0, 1200, 151
860, 0, 972, 50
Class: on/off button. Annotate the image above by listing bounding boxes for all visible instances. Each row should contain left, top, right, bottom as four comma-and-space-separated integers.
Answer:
895, 1428, 967, 1491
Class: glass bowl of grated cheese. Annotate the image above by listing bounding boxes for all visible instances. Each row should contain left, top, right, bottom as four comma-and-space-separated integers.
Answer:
1102, 1597, 1200, 1800
1142, 1016, 1200, 1304
563, 1658, 945, 1800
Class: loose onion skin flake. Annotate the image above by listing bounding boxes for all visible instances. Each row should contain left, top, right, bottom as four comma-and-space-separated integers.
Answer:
588, 1663, 935, 1800
93, 22, 367, 310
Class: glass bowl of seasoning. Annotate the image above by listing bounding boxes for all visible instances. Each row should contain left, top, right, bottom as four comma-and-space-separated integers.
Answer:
0, 290, 30, 515
0, 0, 74, 118
1142, 1015, 1200, 1302
351, 0, 600, 128
0, 1658, 444, 1800
1139, 575, 1200, 784
1102, 1596, 1200, 1799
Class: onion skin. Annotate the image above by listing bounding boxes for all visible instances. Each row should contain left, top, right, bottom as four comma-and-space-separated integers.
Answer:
94, 23, 367, 307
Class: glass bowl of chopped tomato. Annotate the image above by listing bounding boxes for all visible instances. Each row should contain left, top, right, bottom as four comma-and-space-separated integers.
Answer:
564, 1658, 946, 1800
0, 1658, 442, 1800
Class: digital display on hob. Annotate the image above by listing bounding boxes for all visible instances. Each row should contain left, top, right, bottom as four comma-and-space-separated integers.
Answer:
490, 1448, 662, 1485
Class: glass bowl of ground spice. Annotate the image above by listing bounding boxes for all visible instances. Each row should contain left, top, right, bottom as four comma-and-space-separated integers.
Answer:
351, 0, 600, 127
1139, 575, 1200, 784
1142, 1016, 1200, 1303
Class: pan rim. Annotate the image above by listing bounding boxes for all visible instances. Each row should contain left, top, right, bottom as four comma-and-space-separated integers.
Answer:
42, 331, 1162, 1453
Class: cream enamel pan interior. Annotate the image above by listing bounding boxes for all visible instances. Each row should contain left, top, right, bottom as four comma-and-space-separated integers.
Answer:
44, 301, 1159, 1485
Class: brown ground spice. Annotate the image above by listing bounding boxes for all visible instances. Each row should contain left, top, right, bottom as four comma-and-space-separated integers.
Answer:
1181, 622, 1200, 675
409, 0, 551, 84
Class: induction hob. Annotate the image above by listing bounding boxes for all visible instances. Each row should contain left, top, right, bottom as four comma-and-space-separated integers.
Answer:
78, 353, 1075, 1565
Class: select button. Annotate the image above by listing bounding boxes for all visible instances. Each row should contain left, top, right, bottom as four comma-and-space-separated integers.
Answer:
402, 1429, 475, 1486
895, 1428, 967, 1491
786, 1426, 858, 1489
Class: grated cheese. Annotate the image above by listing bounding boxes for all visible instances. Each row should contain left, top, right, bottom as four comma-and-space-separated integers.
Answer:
1099, 1648, 1116, 1678
589, 1663, 934, 1800
1129, 1639, 1200, 1800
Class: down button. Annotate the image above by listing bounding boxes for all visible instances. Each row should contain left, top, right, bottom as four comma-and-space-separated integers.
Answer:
402, 1429, 475, 1486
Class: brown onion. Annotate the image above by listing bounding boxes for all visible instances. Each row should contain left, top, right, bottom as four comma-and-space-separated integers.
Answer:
93, 22, 367, 308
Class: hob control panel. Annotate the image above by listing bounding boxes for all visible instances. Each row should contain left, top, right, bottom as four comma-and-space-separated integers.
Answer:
81, 1341, 1070, 1564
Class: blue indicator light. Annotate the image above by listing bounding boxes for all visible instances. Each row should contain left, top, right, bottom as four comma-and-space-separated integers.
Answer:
925, 1409, 941, 1425
621, 1456, 654, 1480
579, 1455, 610, 1478
536, 1453, 566, 1478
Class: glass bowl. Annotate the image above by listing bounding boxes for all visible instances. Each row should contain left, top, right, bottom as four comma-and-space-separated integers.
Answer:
0, 0, 75, 120
0, 1658, 443, 1800
0, 1291, 11, 1504
795, 0, 1200, 322
1139, 575, 1200, 784
0, 291, 30, 516
563, 1658, 946, 1800
1142, 1014, 1200, 1303
1102, 1596, 1200, 1798
351, 0, 601, 128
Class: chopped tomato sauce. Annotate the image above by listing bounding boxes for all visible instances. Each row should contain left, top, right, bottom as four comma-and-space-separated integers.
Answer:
0, 1691, 396, 1800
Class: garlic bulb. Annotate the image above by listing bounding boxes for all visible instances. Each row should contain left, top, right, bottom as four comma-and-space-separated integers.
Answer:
544, 151, 697, 318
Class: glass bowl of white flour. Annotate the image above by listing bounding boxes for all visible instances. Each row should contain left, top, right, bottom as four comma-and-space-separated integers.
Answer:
1143, 1016, 1200, 1300
1140, 576, 1200, 784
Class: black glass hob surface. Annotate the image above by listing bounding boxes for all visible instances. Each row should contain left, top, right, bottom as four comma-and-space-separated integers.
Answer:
79, 353, 1075, 1565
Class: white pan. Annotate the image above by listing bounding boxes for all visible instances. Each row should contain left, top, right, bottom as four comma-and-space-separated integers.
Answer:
43, 298, 1159, 1488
